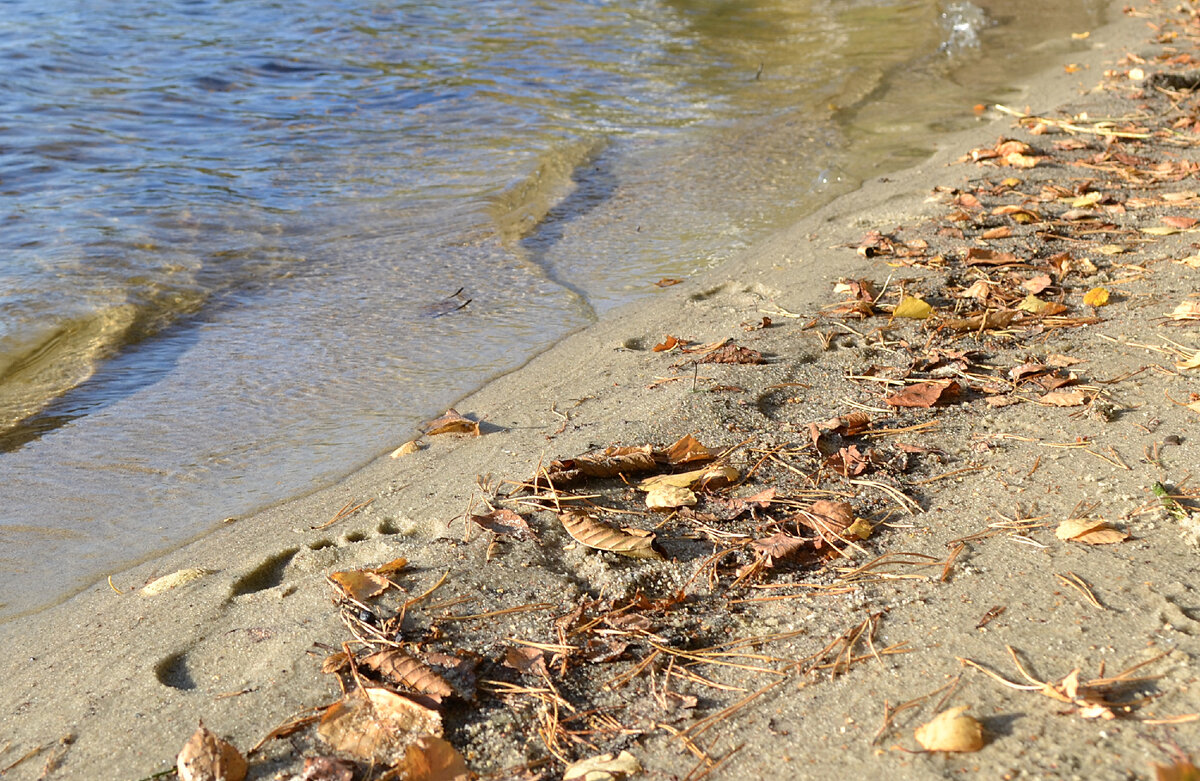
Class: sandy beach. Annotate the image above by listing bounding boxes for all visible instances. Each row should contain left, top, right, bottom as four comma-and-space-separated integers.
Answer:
3, 1, 1200, 778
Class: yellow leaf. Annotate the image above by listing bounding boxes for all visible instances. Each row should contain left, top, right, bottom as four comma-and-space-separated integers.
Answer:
844, 517, 874, 540
639, 464, 739, 491
1070, 192, 1101, 208
892, 296, 933, 319
1096, 244, 1126, 255
1017, 294, 1054, 315
914, 706, 984, 753
645, 483, 697, 510
390, 439, 425, 458
1083, 287, 1110, 307
1142, 226, 1180, 236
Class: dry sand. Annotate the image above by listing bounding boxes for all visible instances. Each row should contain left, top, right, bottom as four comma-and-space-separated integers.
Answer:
3, 2, 1200, 779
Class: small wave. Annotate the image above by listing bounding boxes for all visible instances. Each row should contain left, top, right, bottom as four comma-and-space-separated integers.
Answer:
939, 2, 990, 54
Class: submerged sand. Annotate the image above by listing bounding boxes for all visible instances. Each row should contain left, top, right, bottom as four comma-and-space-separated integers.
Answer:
3, 2, 1200, 778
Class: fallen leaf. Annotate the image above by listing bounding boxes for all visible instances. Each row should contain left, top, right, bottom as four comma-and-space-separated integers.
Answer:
654, 278, 682, 288
1176, 255, 1200, 268
885, 381, 961, 408
1017, 295, 1068, 316
143, 568, 211, 596
645, 483, 697, 510
393, 736, 469, 781
329, 570, 391, 601
1154, 759, 1200, 781
750, 532, 812, 568
300, 756, 354, 781
1041, 390, 1088, 407
965, 248, 1021, 266
362, 650, 455, 698
844, 518, 874, 540
563, 750, 642, 781
469, 509, 535, 540
503, 646, 549, 677
177, 722, 247, 781
1170, 302, 1200, 321
318, 688, 442, 763
982, 225, 1013, 240
944, 311, 1017, 332
662, 433, 716, 466
639, 464, 739, 492
390, 440, 425, 458
698, 345, 765, 364
424, 409, 480, 437
892, 296, 933, 319
914, 706, 984, 753
1056, 518, 1129, 545
1083, 287, 1110, 307
1143, 226, 1180, 236
372, 557, 409, 577
559, 511, 664, 559
653, 335, 683, 352
1175, 349, 1200, 370
1163, 215, 1199, 229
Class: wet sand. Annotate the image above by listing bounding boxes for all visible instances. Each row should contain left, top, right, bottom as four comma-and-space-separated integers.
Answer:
3, 2, 1200, 778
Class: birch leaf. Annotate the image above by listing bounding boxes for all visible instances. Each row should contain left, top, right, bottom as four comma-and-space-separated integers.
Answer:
893, 296, 933, 319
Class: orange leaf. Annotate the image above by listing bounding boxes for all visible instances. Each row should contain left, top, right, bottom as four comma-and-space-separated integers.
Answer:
1083, 287, 1110, 307
424, 409, 481, 437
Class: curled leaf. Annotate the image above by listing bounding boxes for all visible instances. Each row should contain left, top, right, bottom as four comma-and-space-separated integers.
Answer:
424, 409, 481, 437
469, 509, 535, 540
317, 688, 442, 763
329, 570, 391, 601
639, 463, 739, 492
1056, 518, 1129, 545
559, 511, 663, 560
394, 736, 469, 781
914, 706, 984, 753
662, 433, 715, 466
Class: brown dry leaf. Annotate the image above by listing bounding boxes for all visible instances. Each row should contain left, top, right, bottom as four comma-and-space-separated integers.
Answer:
392, 736, 469, 781
698, 344, 765, 364
654, 278, 682, 288
559, 511, 663, 559
1022, 273, 1053, 294
751, 532, 812, 568
914, 706, 984, 753
573, 445, 657, 478
982, 225, 1013, 240
645, 483, 697, 510
1170, 302, 1200, 321
885, 381, 961, 408
177, 722, 248, 781
469, 509, 535, 541
300, 756, 354, 781
1041, 390, 1088, 407
965, 248, 1021, 266
424, 409, 481, 437
1083, 287, 1111, 307
503, 646, 549, 677
653, 335, 683, 352
944, 310, 1017, 332
329, 570, 391, 601
563, 750, 642, 781
662, 433, 715, 466
1056, 518, 1129, 545
362, 650, 455, 698
1163, 215, 1199, 230
1155, 759, 1200, 781
372, 557, 410, 577
807, 500, 855, 532
317, 688, 442, 763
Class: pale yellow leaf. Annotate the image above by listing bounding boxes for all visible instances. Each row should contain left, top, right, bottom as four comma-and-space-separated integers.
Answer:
1041, 390, 1087, 407
914, 706, 984, 753
1056, 518, 1128, 544
1170, 302, 1200, 321
1083, 287, 1110, 307
390, 440, 425, 458
143, 568, 211, 596
563, 750, 642, 781
1142, 226, 1180, 236
645, 483, 697, 510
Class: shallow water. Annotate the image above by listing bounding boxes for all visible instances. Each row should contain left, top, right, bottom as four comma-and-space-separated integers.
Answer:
0, 0, 1105, 620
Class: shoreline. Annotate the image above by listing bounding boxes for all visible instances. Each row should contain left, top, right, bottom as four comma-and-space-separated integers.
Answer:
5, 2, 1200, 778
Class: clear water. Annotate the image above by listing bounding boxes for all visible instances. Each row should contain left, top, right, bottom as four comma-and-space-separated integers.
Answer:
0, 0, 1105, 620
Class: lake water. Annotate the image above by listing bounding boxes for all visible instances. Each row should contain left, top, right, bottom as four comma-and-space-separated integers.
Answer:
0, 0, 1105, 621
